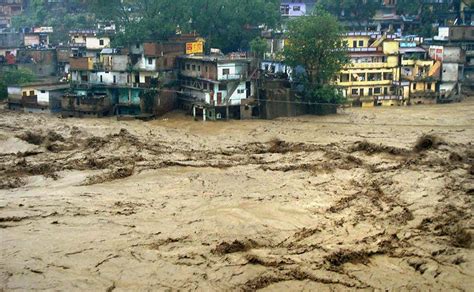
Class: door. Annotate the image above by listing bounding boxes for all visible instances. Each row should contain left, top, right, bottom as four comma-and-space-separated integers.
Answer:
217, 92, 222, 105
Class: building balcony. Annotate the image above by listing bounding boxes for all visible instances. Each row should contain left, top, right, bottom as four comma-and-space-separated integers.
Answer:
347, 62, 395, 69
218, 74, 246, 81
401, 59, 433, 67
71, 80, 150, 89
338, 80, 392, 86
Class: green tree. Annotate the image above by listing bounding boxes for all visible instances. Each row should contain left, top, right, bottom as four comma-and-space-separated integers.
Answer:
12, 0, 93, 44
89, 0, 280, 52
283, 10, 348, 104
0, 68, 35, 100
250, 37, 268, 59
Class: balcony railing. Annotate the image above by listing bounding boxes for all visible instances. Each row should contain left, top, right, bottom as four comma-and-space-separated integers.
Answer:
71, 80, 151, 89
348, 62, 394, 69
218, 74, 246, 81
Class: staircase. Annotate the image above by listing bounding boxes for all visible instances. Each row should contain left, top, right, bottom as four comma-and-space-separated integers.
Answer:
370, 34, 387, 48
223, 82, 240, 105
428, 61, 441, 77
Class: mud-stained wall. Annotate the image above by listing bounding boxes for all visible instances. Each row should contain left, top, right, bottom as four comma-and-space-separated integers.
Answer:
140, 89, 177, 117
259, 80, 337, 119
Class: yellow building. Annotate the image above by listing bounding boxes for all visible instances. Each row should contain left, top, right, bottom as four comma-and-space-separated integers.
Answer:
399, 48, 441, 104
336, 32, 440, 107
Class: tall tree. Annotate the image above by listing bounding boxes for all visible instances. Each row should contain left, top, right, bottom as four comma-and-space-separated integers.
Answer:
283, 10, 348, 103
89, 0, 280, 51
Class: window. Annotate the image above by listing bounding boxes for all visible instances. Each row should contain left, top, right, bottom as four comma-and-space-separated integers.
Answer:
198, 65, 201, 71
22, 91, 27, 97
136, 43, 140, 49
374, 87, 381, 94
192, 64, 196, 71
359, 40, 364, 47
100, 75, 103, 83
113, 75, 117, 84
293, 5, 301, 11
413, 83, 417, 90
383, 72, 393, 80
41, 90, 46, 93
218, 84, 226, 91
353, 40, 357, 48
368, 88, 373, 96
186, 64, 190, 70
359, 88, 364, 96
280, 4, 290, 15
205, 66, 208, 72
427, 83, 432, 90
148, 58, 153, 65
368, 73, 382, 81
99, 39, 104, 46
30, 90, 34, 96
384, 87, 388, 95
223, 68, 230, 75
351, 88, 358, 95
237, 89, 245, 94
340, 74, 350, 82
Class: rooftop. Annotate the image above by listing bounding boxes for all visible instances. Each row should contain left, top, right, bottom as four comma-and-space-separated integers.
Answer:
178, 54, 252, 64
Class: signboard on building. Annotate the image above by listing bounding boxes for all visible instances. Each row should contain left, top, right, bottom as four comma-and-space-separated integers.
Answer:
186, 41, 204, 54
400, 42, 416, 48
33, 27, 53, 33
429, 45, 444, 61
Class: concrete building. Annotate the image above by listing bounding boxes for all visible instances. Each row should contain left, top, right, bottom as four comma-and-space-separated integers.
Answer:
0, 0, 24, 29
280, 0, 316, 17
177, 54, 256, 120
7, 81, 69, 113
337, 32, 441, 107
431, 26, 472, 98
68, 38, 189, 116
0, 32, 22, 64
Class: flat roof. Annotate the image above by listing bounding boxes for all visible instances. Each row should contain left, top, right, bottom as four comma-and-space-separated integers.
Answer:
400, 47, 426, 53
36, 84, 70, 91
178, 54, 251, 64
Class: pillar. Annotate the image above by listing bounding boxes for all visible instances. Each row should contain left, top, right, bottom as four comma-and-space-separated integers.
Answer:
193, 105, 196, 120
203, 108, 207, 121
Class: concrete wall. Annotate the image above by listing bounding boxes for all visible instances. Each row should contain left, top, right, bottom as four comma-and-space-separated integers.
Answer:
281, 2, 307, 16
24, 34, 40, 46
111, 55, 129, 71
443, 46, 464, 63
89, 71, 130, 85
259, 80, 337, 119
217, 63, 247, 80
86, 36, 110, 50
442, 63, 459, 82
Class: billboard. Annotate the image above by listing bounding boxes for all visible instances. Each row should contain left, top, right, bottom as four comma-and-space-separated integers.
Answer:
186, 41, 204, 54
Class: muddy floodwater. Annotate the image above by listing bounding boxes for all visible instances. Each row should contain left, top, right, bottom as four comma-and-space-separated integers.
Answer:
0, 101, 473, 291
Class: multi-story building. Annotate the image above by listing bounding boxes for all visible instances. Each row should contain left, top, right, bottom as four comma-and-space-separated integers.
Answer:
337, 32, 441, 107
431, 25, 473, 97
337, 32, 403, 107
177, 54, 256, 120
68, 35, 195, 116
0, 0, 24, 29
280, 0, 316, 17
